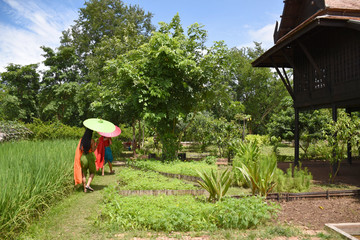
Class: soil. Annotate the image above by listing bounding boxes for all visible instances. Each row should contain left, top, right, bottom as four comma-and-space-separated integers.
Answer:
276, 159, 360, 230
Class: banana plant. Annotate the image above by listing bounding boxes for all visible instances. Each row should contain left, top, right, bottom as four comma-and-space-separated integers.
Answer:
196, 168, 232, 202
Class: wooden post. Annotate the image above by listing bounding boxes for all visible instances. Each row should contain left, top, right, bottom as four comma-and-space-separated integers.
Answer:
332, 106, 338, 175
294, 107, 300, 167
346, 108, 352, 164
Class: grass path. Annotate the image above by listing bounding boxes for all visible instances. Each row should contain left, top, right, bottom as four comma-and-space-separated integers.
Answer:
20, 164, 123, 240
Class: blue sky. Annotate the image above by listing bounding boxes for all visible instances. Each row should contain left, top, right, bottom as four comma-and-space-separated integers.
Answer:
0, 0, 284, 72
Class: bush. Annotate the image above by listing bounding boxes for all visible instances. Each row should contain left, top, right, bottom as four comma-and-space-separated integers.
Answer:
110, 138, 123, 158
274, 164, 312, 193
26, 118, 83, 140
202, 155, 217, 165
245, 134, 270, 146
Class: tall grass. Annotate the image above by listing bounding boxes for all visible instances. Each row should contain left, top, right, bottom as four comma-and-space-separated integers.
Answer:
0, 139, 77, 239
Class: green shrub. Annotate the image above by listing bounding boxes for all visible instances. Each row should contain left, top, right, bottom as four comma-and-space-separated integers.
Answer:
97, 187, 279, 232
274, 164, 312, 193
202, 155, 217, 165
110, 139, 123, 158
245, 134, 270, 146
26, 118, 83, 140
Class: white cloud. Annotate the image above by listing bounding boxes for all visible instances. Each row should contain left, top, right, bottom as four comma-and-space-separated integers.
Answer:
237, 23, 276, 51
0, 0, 78, 72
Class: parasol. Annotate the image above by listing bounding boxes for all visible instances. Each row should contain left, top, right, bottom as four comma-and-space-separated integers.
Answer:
83, 118, 115, 133
98, 125, 122, 138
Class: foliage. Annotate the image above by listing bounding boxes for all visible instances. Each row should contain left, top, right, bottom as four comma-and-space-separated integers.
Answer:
197, 169, 232, 202
97, 188, 279, 232
185, 112, 242, 157
103, 14, 233, 160
183, 112, 215, 151
109, 138, 123, 158
0, 121, 32, 142
236, 154, 277, 197
267, 96, 331, 142
117, 168, 198, 190
128, 160, 217, 177
273, 165, 313, 193
321, 111, 360, 182
202, 155, 217, 165
211, 117, 241, 157
245, 134, 270, 146
0, 64, 40, 123
0, 140, 77, 239
232, 141, 260, 186
25, 118, 84, 140
228, 44, 287, 134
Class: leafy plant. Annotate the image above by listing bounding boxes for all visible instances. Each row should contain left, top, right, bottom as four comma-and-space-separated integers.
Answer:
321, 111, 360, 182
196, 169, 232, 202
273, 164, 312, 193
236, 154, 277, 196
203, 155, 217, 165
97, 190, 279, 232
232, 141, 261, 186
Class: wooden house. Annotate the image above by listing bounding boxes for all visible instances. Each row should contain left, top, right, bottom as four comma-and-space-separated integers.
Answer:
252, 0, 360, 165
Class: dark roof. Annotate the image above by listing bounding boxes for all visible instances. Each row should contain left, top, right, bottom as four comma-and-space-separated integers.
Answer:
252, 0, 360, 68
275, 0, 360, 43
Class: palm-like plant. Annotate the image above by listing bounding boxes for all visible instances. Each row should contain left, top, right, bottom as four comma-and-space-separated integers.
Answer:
237, 155, 277, 197
196, 169, 232, 202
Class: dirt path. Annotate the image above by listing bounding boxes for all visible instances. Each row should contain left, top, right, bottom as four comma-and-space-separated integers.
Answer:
21, 164, 123, 240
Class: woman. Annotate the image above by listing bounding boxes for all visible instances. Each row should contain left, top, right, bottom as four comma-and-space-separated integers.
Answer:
95, 136, 115, 175
74, 128, 97, 192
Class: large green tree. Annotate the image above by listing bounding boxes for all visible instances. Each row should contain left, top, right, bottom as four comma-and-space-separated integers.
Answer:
0, 64, 40, 123
39, 0, 155, 126
39, 46, 84, 125
61, 0, 154, 79
228, 43, 287, 134
103, 14, 230, 160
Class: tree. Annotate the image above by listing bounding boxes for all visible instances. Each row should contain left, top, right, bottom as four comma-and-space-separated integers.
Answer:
322, 111, 360, 183
103, 14, 230, 160
61, 0, 154, 79
0, 64, 40, 123
267, 96, 331, 141
228, 43, 287, 134
39, 46, 83, 125
39, 0, 155, 126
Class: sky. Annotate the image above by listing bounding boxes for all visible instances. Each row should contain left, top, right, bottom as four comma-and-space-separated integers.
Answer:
0, 0, 285, 72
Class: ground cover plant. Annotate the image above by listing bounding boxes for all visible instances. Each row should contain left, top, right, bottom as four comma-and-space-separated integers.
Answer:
0, 139, 77, 239
128, 159, 217, 177
97, 185, 279, 232
117, 167, 199, 190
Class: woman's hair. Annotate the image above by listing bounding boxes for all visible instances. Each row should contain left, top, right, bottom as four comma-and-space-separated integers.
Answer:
80, 128, 93, 154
